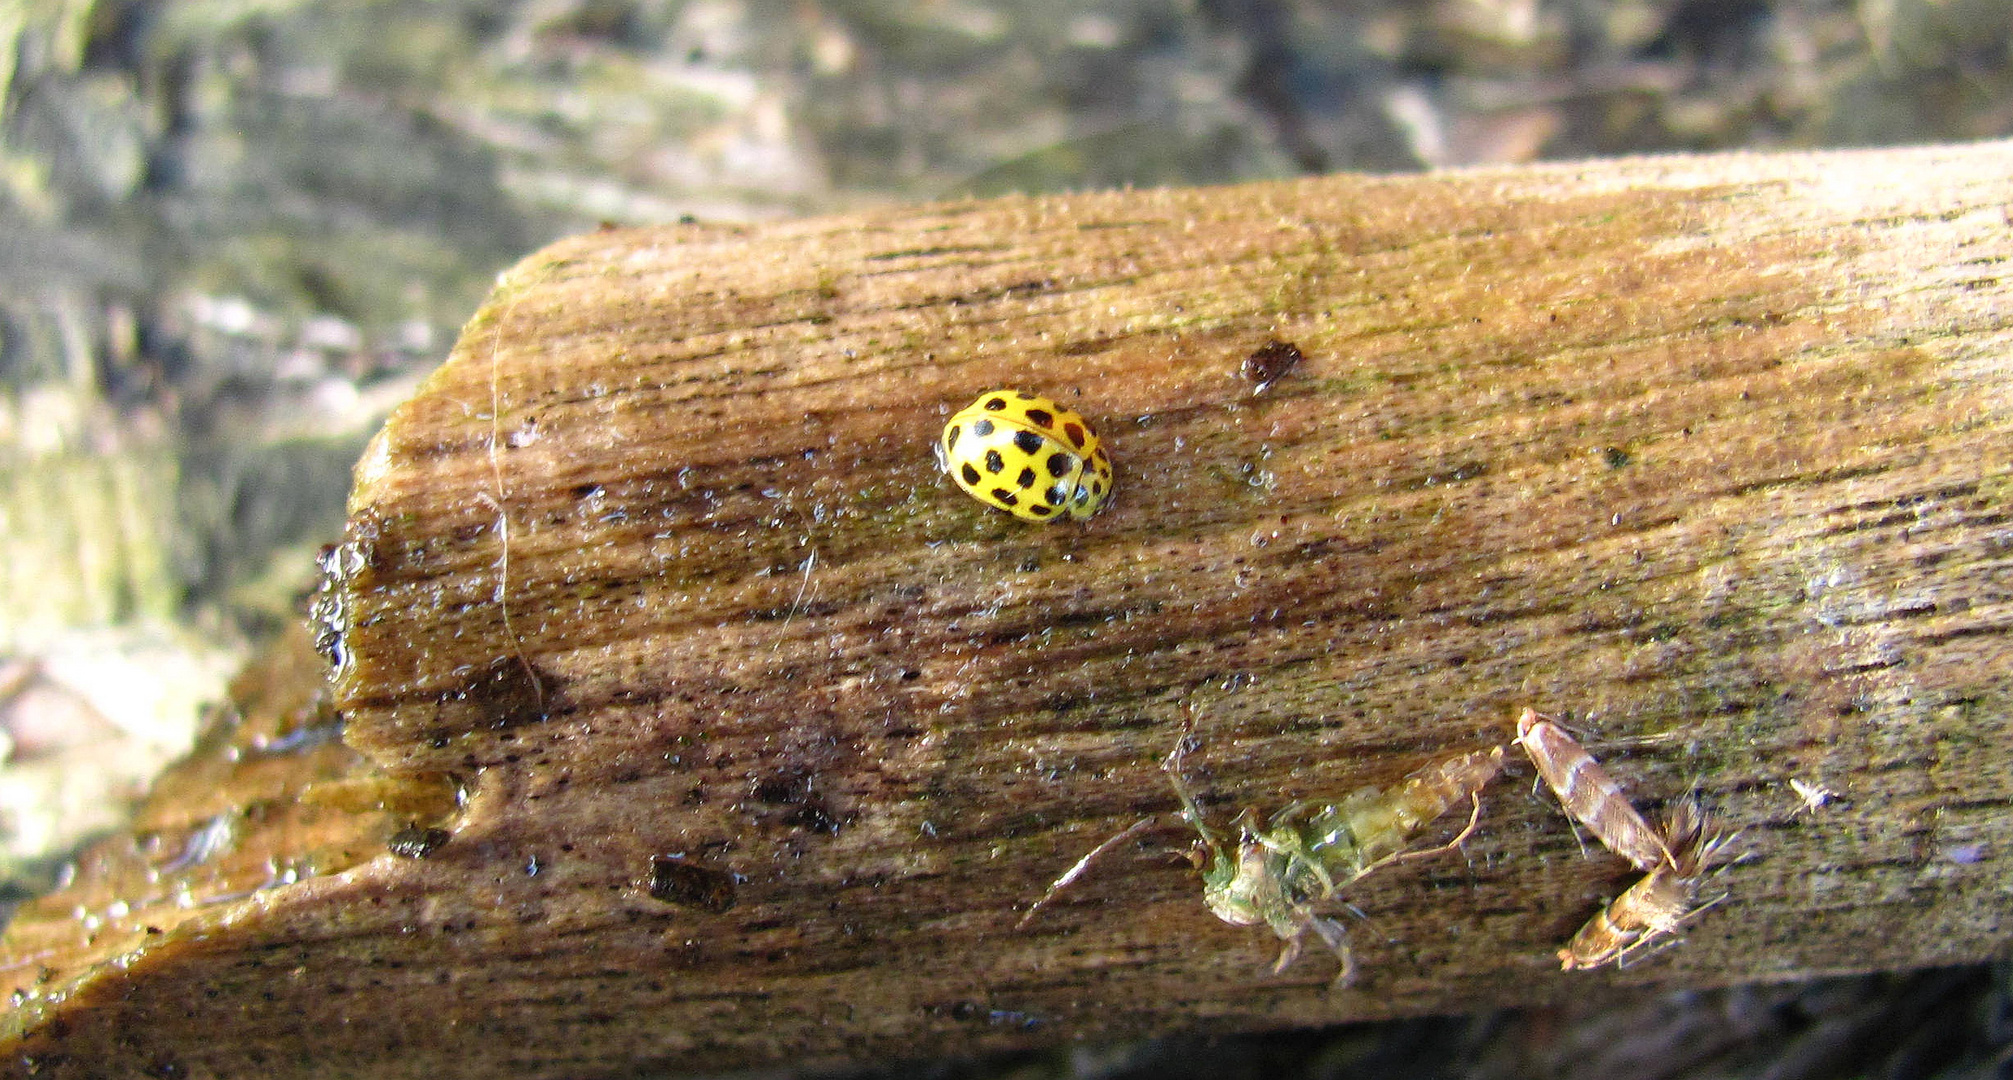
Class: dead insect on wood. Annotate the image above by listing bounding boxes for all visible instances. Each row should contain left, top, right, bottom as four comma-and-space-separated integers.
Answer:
1169, 737, 1504, 984
1514, 708, 1735, 969
1020, 699, 1505, 986
1514, 708, 1669, 872
1558, 795, 1730, 969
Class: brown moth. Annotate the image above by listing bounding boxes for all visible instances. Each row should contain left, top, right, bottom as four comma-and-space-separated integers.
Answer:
1514, 708, 1670, 873
1559, 796, 1729, 969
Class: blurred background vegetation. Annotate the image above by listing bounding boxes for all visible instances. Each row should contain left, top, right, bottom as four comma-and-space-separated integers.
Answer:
0, 1, 2009, 1076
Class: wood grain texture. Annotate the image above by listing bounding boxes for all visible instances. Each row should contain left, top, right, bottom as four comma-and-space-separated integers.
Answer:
4, 141, 2010, 1079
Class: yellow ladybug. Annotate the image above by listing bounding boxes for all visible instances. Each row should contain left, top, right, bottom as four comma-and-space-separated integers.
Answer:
935, 390, 1113, 522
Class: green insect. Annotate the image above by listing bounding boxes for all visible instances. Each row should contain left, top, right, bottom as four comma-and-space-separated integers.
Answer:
1166, 730, 1504, 983
1022, 708, 1504, 985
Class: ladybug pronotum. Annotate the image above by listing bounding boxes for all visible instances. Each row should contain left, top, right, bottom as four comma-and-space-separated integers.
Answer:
935, 390, 1113, 521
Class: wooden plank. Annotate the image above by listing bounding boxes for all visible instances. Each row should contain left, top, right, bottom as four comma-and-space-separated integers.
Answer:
3, 140, 2010, 1080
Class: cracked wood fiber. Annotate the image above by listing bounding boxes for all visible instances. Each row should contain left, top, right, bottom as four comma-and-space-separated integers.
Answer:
4, 141, 2012, 1079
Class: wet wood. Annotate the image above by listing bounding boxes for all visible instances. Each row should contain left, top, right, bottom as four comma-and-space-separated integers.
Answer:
4, 140, 2011, 1080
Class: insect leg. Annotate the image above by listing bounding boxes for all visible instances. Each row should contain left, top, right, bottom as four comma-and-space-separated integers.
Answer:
1355, 790, 1486, 880
1163, 703, 1228, 849
1305, 915, 1357, 986
1016, 816, 1158, 929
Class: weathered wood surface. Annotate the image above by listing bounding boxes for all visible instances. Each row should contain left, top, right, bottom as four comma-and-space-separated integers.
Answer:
4, 141, 2011, 1079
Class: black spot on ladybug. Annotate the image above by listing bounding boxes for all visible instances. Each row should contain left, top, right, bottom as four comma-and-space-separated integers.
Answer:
961, 463, 981, 485
1013, 430, 1045, 456
944, 425, 961, 450
1025, 408, 1053, 428
973, 418, 995, 437
992, 489, 1019, 506
1063, 422, 1086, 448
1046, 485, 1068, 506
1046, 452, 1075, 477
983, 397, 1009, 411
984, 449, 1005, 474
